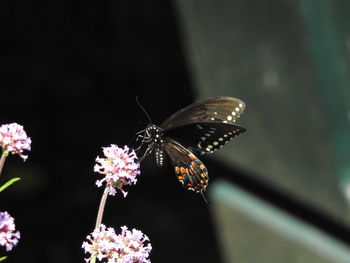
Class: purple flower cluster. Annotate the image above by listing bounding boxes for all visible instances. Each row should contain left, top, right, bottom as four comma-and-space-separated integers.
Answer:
0, 123, 31, 161
82, 224, 152, 263
94, 145, 140, 197
0, 212, 20, 251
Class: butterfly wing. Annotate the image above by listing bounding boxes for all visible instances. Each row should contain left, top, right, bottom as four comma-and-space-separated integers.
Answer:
163, 122, 246, 154
160, 97, 246, 154
160, 97, 245, 129
163, 138, 209, 193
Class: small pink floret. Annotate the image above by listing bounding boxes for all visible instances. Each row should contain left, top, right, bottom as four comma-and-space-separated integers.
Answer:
94, 145, 140, 197
82, 224, 152, 263
0, 211, 20, 251
0, 123, 31, 160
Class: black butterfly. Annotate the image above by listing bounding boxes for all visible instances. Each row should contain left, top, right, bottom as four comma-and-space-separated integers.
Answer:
133, 96, 246, 200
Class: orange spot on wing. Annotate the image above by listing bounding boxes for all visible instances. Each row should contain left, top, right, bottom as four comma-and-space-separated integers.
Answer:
189, 154, 196, 160
175, 167, 180, 172
199, 164, 205, 170
177, 175, 184, 180
200, 173, 207, 178
180, 167, 187, 174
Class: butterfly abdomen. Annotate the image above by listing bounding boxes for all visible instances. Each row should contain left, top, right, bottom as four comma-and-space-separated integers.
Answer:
155, 147, 164, 166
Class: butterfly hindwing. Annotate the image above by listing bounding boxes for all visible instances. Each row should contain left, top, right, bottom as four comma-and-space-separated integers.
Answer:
163, 138, 209, 193
162, 122, 246, 154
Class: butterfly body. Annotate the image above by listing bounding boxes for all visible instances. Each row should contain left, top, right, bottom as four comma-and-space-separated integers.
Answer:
134, 97, 246, 195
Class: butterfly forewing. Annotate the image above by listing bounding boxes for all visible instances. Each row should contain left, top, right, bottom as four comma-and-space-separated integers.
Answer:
160, 97, 245, 130
163, 138, 209, 193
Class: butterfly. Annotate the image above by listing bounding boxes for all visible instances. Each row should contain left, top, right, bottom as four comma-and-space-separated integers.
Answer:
133, 96, 246, 201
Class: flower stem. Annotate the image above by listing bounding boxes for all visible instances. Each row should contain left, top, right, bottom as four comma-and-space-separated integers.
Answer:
95, 186, 109, 229
0, 151, 8, 177
90, 186, 109, 263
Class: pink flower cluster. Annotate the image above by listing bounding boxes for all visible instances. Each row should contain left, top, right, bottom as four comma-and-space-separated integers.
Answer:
94, 145, 140, 197
82, 224, 152, 263
0, 212, 20, 251
0, 123, 31, 161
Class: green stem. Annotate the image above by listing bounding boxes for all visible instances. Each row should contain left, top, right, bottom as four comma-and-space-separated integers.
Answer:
0, 151, 8, 177
0, 177, 21, 193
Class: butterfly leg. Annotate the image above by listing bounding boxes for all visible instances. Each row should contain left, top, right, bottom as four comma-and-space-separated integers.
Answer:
132, 129, 150, 151
129, 129, 145, 149
133, 134, 145, 151
137, 142, 154, 163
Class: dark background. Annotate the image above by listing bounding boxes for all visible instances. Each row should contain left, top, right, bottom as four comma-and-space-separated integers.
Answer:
1, 1, 225, 262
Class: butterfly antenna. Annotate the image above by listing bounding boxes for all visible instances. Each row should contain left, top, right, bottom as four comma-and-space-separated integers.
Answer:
136, 96, 152, 123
